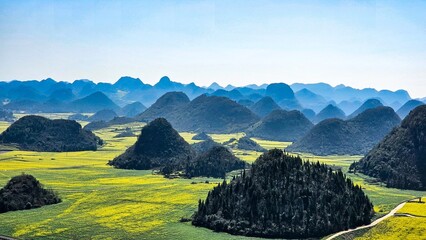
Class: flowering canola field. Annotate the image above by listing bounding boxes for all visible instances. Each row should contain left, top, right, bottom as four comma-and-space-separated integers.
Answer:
0, 120, 425, 239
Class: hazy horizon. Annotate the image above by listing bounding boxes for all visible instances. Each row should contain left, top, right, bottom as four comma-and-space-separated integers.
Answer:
1, 1, 425, 98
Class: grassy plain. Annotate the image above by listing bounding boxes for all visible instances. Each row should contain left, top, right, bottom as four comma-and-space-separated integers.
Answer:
0, 120, 425, 239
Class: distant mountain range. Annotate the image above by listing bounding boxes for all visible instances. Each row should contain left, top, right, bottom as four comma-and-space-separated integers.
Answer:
0, 76, 421, 115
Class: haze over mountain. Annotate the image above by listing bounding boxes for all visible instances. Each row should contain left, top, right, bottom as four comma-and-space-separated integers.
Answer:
121, 102, 147, 117
396, 100, 425, 119
288, 107, 401, 155
69, 91, 120, 113
135, 92, 190, 122
351, 105, 426, 190
295, 88, 328, 112
0, 77, 421, 117
249, 96, 281, 117
347, 99, 383, 119
172, 94, 260, 133
247, 109, 313, 142
88, 109, 118, 122
314, 104, 346, 123
265, 83, 301, 110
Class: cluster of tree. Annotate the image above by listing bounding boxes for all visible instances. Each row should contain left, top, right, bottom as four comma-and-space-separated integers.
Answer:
113, 128, 136, 138
87, 109, 118, 122
236, 137, 266, 152
0, 115, 102, 152
83, 117, 136, 131
185, 146, 247, 178
191, 139, 221, 155
0, 109, 14, 122
0, 174, 61, 213
350, 105, 426, 190
192, 149, 373, 238
192, 132, 212, 141
287, 106, 401, 155
108, 118, 194, 171
109, 118, 246, 178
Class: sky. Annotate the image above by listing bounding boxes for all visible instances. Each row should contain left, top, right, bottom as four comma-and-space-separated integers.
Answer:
0, 0, 425, 98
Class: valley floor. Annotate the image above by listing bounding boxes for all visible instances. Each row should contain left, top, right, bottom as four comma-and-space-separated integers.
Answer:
0, 118, 425, 239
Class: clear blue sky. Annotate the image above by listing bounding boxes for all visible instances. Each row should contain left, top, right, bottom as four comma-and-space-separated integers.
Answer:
0, 0, 425, 97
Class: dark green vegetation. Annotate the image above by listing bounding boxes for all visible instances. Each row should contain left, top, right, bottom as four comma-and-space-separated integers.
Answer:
288, 106, 401, 155
0, 174, 61, 213
137, 92, 259, 133
351, 105, 426, 190
192, 149, 373, 238
191, 139, 222, 155
109, 118, 247, 178
249, 96, 281, 117
88, 109, 118, 122
108, 118, 193, 171
348, 99, 383, 119
114, 128, 136, 138
247, 109, 313, 141
84, 117, 136, 131
396, 99, 424, 119
0, 109, 14, 122
192, 132, 212, 141
185, 146, 246, 178
314, 104, 346, 123
121, 101, 147, 117
0, 115, 102, 152
236, 137, 266, 152
68, 113, 89, 121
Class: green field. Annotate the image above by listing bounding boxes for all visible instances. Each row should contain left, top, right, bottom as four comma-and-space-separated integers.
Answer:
0, 120, 425, 239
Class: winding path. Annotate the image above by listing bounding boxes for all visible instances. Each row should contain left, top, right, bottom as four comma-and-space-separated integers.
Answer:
0, 235, 16, 240
326, 201, 407, 240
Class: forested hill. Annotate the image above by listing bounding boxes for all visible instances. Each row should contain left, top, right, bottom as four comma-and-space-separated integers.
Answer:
287, 106, 401, 155
351, 105, 426, 190
193, 149, 373, 239
0, 115, 102, 152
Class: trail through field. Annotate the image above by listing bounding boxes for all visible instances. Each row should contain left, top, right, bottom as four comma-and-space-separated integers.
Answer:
0, 235, 16, 240
326, 201, 407, 240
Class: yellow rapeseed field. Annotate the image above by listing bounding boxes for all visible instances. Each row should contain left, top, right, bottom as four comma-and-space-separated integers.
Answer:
0, 119, 425, 239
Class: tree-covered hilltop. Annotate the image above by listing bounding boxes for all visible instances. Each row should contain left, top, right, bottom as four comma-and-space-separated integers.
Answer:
350, 105, 426, 190
236, 137, 266, 152
287, 106, 401, 155
0, 174, 61, 213
185, 146, 246, 178
108, 118, 193, 171
192, 132, 212, 141
0, 115, 102, 152
193, 149, 373, 239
